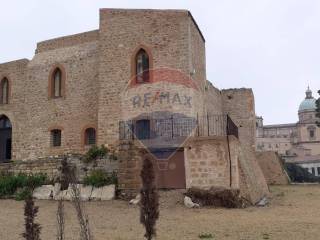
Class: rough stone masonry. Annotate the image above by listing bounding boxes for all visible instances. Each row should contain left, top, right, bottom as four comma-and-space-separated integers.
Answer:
0, 8, 269, 204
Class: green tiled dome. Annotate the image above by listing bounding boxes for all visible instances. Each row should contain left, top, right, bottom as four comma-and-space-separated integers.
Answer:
299, 87, 316, 112
299, 98, 316, 112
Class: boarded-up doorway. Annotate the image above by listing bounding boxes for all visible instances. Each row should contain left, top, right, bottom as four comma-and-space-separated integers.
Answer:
147, 148, 186, 189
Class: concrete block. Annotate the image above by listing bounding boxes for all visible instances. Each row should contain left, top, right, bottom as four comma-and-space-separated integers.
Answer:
91, 184, 115, 201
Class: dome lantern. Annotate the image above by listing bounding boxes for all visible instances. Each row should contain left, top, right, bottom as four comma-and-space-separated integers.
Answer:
298, 87, 316, 112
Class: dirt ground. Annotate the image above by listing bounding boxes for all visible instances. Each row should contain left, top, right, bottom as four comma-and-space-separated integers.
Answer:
0, 185, 319, 240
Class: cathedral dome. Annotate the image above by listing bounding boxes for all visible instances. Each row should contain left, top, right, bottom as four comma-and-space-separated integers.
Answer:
299, 87, 316, 112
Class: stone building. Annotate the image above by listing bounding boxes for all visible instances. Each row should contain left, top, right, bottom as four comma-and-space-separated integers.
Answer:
0, 9, 269, 203
256, 87, 320, 175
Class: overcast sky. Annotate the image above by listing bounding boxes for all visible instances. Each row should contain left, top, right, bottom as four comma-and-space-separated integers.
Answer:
1, 0, 319, 124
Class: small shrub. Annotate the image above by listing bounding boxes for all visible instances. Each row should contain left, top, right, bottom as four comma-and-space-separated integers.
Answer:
25, 174, 47, 189
0, 173, 47, 198
83, 145, 109, 163
15, 187, 32, 201
199, 233, 214, 239
83, 170, 117, 188
285, 162, 320, 182
0, 173, 20, 197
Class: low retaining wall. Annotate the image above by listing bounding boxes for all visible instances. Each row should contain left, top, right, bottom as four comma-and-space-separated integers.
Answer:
33, 183, 115, 201
0, 154, 118, 181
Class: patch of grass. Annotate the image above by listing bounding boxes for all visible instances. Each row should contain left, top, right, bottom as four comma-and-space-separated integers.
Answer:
198, 233, 214, 239
83, 170, 117, 188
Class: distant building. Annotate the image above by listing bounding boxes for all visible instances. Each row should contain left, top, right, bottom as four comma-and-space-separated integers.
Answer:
256, 87, 320, 175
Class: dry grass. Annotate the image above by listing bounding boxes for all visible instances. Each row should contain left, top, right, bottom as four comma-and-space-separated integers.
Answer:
0, 185, 320, 240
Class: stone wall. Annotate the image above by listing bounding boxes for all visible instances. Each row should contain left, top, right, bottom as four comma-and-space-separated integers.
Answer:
184, 136, 240, 189
0, 35, 99, 160
0, 59, 29, 160
203, 81, 223, 116
36, 30, 99, 53
117, 135, 269, 204
221, 89, 270, 203
117, 140, 143, 190
256, 151, 290, 185
97, 9, 206, 144
0, 155, 117, 182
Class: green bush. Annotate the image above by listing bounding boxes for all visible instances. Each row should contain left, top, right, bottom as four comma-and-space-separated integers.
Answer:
0, 173, 47, 198
83, 170, 117, 188
15, 187, 32, 201
84, 145, 108, 163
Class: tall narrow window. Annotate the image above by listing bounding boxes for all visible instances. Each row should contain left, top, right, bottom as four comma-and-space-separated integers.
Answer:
53, 68, 62, 98
308, 126, 316, 140
85, 128, 96, 145
310, 130, 315, 138
136, 49, 150, 83
0, 78, 9, 104
51, 129, 62, 147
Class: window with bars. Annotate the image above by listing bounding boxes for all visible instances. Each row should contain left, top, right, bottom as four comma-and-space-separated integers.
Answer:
135, 120, 150, 140
51, 129, 61, 147
135, 49, 150, 83
85, 128, 96, 145
0, 78, 9, 104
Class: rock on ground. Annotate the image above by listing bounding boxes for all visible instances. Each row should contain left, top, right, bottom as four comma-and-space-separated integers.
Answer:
184, 196, 200, 208
129, 194, 141, 205
33, 185, 54, 200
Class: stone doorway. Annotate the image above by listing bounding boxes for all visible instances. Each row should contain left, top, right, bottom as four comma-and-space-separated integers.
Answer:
0, 115, 12, 163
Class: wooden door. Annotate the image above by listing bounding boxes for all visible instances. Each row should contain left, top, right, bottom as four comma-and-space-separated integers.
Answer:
147, 148, 186, 189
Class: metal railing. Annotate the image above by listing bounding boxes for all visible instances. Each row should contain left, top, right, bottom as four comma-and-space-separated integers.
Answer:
119, 114, 239, 140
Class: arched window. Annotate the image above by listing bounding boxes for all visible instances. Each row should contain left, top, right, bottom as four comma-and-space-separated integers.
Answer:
85, 128, 96, 145
0, 78, 9, 104
52, 68, 62, 98
51, 129, 62, 147
135, 49, 150, 83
